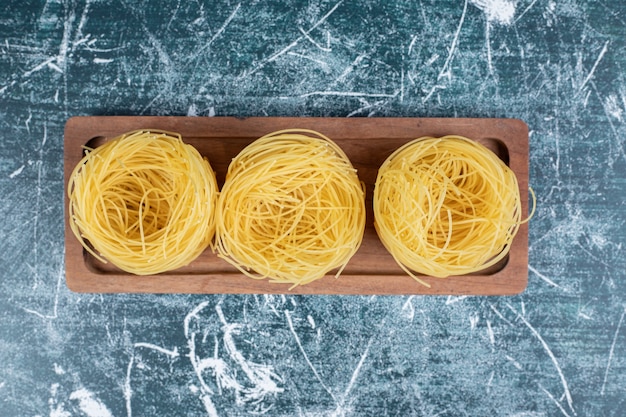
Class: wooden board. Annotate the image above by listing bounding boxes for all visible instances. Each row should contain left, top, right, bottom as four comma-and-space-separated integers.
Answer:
64, 116, 529, 295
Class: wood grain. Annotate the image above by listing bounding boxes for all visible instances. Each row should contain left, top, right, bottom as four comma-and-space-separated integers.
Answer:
64, 116, 529, 295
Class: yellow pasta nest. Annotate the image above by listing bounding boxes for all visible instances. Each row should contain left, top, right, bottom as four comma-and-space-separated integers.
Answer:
215, 129, 366, 287
68, 130, 218, 275
373, 135, 526, 284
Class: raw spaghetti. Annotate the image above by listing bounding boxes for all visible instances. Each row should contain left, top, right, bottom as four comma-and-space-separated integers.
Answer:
67, 129, 218, 275
373, 135, 532, 285
215, 129, 366, 287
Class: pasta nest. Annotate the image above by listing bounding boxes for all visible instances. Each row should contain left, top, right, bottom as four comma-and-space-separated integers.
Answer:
68, 130, 218, 275
373, 135, 524, 283
215, 129, 366, 287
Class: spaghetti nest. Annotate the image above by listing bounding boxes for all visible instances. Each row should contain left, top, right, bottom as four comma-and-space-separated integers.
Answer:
68, 130, 218, 275
374, 135, 527, 283
215, 129, 366, 287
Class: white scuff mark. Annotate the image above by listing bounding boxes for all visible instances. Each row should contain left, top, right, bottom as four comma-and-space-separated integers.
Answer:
601, 307, 625, 396
469, 314, 479, 330
124, 353, 134, 417
470, 0, 517, 76
22, 57, 58, 78
539, 384, 572, 417
29, 122, 47, 290
589, 232, 609, 250
240, 0, 344, 78
485, 20, 494, 74
134, 342, 180, 358
69, 388, 114, 417
400, 67, 405, 102
1, 1, 84, 97
48, 61, 63, 73
445, 295, 467, 305
197, 353, 242, 395
300, 90, 396, 99
422, 84, 447, 103
486, 320, 495, 344
287, 51, 331, 72
402, 295, 415, 321
0, 82, 15, 95
598, 88, 626, 168
575, 240, 611, 269
23, 259, 63, 320
577, 301, 595, 322
187, 104, 198, 117
425, 53, 440, 66
285, 310, 339, 405
514, 0, 539, 23
200, 394, 220, 417
579, 41, 609, 93
509, 413, 547, 417
93, 57, 114, 64
332, 336, 373, 417
57, 7, 76, 69
408, 34, 419, 56
582, 88, 592, 108
217, 304, 284, 406
184, 301, 282, 415
138, 20, 177, 114
50, 383, 71, 417
184, 301, 216, 396
50, 404, 72, 417
84, 43, 123, 53
262, 294, 284, 317
192, 3, 241, 59
578, 41, 610, 93
299, 27, 332, 52
470, 0, 517, 25
335, 54, 367, 84
529, 265, 567, 290
209, 3, 241, 46
25, 109, 32, 132
307, 314, 316, 329
507, 303, 576, 415
73, 0, 92, 47
604, 94, 623, 122
208, 107, 216, 117
191, 15, 206, 26
53, 363, 66, 375
144, 29, 174, 71
506, 355, 523, 370
530, 204, 621, 266
346, 98, 388, 117
243, 38, 300, 79
437, 0, 468, 82
8, 165, 25, 179
489, 304, 514, 327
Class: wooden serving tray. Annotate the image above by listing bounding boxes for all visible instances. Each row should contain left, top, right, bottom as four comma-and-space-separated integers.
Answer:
64, 116, 529, 295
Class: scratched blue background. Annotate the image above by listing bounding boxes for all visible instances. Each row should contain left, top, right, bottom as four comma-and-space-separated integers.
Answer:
1, 0, 625, 416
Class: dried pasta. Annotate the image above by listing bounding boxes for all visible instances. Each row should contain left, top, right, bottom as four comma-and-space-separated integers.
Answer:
373, 135, 531, 285
215, 129, 366, 287
68, 129, 218, 275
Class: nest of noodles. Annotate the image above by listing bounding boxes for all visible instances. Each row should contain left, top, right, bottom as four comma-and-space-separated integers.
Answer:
67, 130, 218, 275
215, 129, 366, 287
373, 135, 525, 284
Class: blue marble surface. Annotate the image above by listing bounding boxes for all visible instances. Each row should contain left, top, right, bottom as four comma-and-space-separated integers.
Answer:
1, 0, 625, 416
